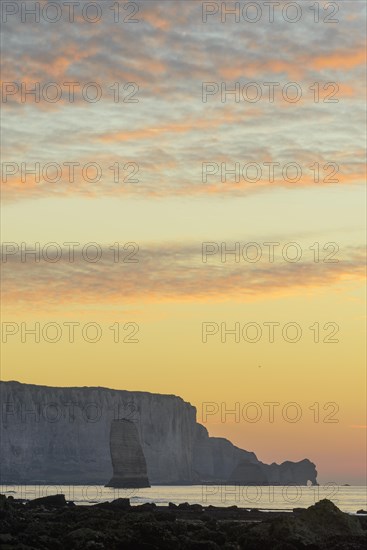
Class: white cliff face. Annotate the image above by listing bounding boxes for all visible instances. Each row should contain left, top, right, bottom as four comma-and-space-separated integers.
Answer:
193, 424, 259, 482
0, 382, 318, 486
0, 382, 200, 483
0, 381, 197, 484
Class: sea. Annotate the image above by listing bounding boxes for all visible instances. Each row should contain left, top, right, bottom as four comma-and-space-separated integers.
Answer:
1, 484, 366, 514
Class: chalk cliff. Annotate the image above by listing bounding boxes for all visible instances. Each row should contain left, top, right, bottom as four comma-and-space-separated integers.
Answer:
0, 381, 318, 486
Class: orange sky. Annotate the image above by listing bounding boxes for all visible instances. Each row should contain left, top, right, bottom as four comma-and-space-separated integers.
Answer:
1, 0, 366, 484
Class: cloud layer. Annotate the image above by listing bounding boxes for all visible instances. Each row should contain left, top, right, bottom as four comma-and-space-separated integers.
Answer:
2, 242, 365, 314
2, 0, 366, 201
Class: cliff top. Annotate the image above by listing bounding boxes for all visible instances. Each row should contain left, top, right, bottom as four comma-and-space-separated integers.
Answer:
0, 380, 194, 408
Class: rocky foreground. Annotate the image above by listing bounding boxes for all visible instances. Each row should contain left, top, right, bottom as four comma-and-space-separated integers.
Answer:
0, 494, 366, 549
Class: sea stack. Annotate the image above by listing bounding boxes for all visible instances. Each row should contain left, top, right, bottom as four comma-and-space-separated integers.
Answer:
106, 419, 150, 488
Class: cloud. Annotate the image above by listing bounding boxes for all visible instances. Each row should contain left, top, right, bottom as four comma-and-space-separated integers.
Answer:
1, 243, 365, 314
2, 1, 366, 201
2, 141, 365, 202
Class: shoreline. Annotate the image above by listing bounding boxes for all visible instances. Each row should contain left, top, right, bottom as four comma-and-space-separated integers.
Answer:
1, 484, 366, 515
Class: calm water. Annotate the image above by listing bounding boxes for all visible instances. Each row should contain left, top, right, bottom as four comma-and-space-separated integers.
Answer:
1, 484, 366, 513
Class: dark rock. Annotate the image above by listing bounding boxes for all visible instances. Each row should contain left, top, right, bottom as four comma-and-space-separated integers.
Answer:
110, 497, 131, 508
190, 504, 203, 512
96, 497, 131, 510
135, 502, 157, 511
269, 515, 317, 546
183, 541, 220, 549
299, 498, 364, 536
156, 511, 176, 522
201, 515, 216, 525
264, 499, 365, 549
237, 499, 366, 550
195, 527, 226, 546
357, 509, 367, 514
27, 494, 67, 508
0, 494, 8, 510
0, 534, 13, 543
177, 501, 202, 511
271, 543, 300, 550
67, 527, 105, 543
178, 502, 191, 510
1, 494, 365, 550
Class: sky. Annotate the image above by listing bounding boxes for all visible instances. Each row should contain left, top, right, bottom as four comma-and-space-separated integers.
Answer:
1, 0, 366, 485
